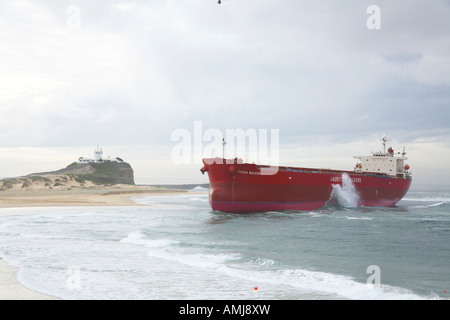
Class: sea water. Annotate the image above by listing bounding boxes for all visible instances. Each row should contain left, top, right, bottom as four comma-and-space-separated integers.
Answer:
0, 185, 449, 300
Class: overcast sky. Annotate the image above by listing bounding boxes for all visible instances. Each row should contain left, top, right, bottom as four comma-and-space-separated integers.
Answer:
0, 0, 449, 185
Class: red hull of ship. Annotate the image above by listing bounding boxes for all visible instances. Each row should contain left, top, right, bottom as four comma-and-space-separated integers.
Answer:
201, 158, 412, 213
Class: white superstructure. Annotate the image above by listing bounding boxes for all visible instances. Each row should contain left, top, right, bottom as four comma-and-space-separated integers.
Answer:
353, 137, 411, 178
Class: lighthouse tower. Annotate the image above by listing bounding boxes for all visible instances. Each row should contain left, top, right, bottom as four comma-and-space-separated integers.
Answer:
93, 145, 103, 162
77, 145, 123, 164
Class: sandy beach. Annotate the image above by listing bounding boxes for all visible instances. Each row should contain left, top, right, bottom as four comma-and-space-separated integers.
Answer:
0, 185, 187, 300
0, 259, 60, 300
0, 185, 186, 209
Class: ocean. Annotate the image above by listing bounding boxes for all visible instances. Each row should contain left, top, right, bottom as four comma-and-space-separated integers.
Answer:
0, 185, 449, 300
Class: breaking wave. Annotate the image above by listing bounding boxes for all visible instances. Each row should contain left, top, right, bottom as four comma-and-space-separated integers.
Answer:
119, 233, 425, 300
191, 186, 208, 192
327, 173, 360, 208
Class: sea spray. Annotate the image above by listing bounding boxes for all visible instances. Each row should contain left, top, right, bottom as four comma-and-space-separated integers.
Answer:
328, 173, 360, 208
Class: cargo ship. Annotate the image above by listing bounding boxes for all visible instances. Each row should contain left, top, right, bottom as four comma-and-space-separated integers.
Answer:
200, 137, 412, 213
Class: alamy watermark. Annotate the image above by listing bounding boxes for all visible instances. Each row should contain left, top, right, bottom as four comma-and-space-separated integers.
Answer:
66, 265, 81, 290
67, 5, 81, 30
366, 265, 381, 289
367, 5, 381, 30
65, 4, 379, 31
171, 121, 279, 173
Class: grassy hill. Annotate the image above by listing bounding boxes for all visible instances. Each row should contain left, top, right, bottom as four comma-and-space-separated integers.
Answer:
0, 161, 135, 191
65, 161, 135, 185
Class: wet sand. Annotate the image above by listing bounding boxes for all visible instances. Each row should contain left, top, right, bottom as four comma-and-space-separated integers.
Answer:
0, 259, 59, 300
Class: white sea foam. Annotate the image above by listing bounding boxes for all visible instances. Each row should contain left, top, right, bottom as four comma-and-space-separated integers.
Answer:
221, 267, 425, 300
120, 231, 178, 248
428, 202, 447, 207
129, 196, 156, 205
186, 195, 209, 203
144, 243, 241, 270
404, 201, 448, 209
141, 248, 424, 299
123, 233, 426, 300
328, 173, 360, 208
403, 198, 449, 203
345, 216, 373, 221
402, 191, 450, 204
0, 193, 444, 300
191, 186, 208, 191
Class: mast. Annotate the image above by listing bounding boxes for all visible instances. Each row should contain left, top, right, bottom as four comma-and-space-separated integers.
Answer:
381, 136, 387, 154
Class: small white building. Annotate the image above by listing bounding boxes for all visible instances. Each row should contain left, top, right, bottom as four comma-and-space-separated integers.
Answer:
77, 146, 124, 164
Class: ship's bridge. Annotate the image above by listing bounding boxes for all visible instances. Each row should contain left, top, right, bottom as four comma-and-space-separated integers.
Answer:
353, 138, 411, 178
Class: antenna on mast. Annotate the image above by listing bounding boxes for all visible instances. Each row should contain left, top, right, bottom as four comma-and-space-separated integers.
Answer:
381, 136, 387, 154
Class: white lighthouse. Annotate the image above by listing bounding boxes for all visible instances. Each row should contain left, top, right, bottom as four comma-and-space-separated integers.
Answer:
93, 145, 103, 162
77, 145, 123, 164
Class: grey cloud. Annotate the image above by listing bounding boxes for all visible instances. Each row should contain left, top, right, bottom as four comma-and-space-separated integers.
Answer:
1, 0, 449, 149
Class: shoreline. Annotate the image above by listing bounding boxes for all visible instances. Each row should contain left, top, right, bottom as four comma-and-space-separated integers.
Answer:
0, 185, 197, 299
0, 259, 60, 300
0, 185, 188, 209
